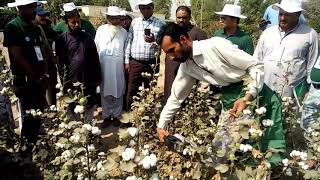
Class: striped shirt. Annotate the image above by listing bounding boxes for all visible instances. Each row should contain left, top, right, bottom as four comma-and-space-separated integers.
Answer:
124, 16, 165, 64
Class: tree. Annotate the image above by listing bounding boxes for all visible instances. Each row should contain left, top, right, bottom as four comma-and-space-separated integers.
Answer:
154, 0, 171, 19
304, 0, 320, 32
239, 0, 276, 44
191, 0, 224, 35
0, 0, 12, 7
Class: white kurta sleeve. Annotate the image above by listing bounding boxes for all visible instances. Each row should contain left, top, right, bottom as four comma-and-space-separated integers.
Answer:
306, 29, 319, 83
213, 37, 264, 97
157, 64, 197, 129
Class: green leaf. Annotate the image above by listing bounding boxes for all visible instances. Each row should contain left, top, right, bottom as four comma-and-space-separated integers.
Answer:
75, 147, 86, 155
117, 129, 130, 141
120, 112, 134, 124
215, 164, 229, 173
303, 170, 319, 180
63, 96, 76, 104
104, 156, 119, 171
109, 145, 126, 156
239, 128, 249, 139
264, 151, 273, 159
38, 149, 48, 161
216, 149, 226, 158
191, 162, 202, 179
119, 161, 136, 173
96, 170, 108, 180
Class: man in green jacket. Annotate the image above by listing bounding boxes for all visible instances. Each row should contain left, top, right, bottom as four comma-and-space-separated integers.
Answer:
54, 2, 96, 38
213, 4, 254, 55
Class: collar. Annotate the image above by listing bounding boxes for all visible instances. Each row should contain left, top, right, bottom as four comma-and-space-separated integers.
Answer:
192, 40, 202, 56
16, 15, 33, 29
278, 22, 301, 37
219, 27, 242, 37
142, 16, 155, 22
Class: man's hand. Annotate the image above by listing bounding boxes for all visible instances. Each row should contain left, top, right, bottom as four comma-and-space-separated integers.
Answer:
144, 33, 155, 43
124, 64, 130, 73
229, 98, 247, 118
157, 128, 169, 142
229, 93, 253, 118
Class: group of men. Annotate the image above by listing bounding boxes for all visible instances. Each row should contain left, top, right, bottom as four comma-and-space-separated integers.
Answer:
157, 0, 319, 166
3, 0, 320, 165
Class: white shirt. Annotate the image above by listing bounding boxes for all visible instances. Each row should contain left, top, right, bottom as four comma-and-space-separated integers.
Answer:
95, 24, 128, 98
158, 37, 264, 128
254, 23, 318, 97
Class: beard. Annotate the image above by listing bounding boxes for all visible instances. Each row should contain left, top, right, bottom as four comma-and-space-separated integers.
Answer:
173, 45, 191, 63
70, 26, 82, 34
177, 22, 187, 28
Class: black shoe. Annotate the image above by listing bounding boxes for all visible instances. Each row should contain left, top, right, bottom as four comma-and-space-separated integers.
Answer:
112, 118, 121, 127
101, 117, 112, 128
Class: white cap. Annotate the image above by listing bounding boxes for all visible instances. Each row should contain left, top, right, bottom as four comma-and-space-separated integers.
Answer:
273, 0, 304, 13
215, 4, 247, 19
135, 0, 153, 10
63, 2, 77, 12
120, 10, 135, 19
105, 6, 122, 16
8, 0, 46, 7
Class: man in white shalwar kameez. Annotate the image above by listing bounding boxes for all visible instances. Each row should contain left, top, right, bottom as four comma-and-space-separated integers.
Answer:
95, 6, 128, 128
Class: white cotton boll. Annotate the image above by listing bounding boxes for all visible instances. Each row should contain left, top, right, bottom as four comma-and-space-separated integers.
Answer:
53, 130, 63, 136
122, 148, 136, 161
282, 158, 289, 166
30, 109, 37, 117
256, 129, 263, 137
88, 144, 95, 152
91, 127, 101, 135
97, 161, 103, 170
142, 149, 149, 156
249, 128, 257, 134
55, 142, 65, 148
98, 152, 105, 156
55, 83, 62, 89
143, 145, 150, 149
56, 92, 63, 98
126, 176, 141, 180
243, 109, 251, 115
127, 127, 138, 137
312, 131, 319, 137
36, 111, 43, 116
262, 119, 274, 127
129, 140, 136, 146
50, 105, 57, 111
138, 86, 144, 91
149, 173, 160, 180
255, 107, 267, 115
74, 105, 85, 114
290, 150, 301, 158
61, 150, 72, 160
285, 168, 293, 176
303, 164, 309, 170
70, 134, 81, 143
149, 154, 157, 167
59, 122, 67, 129
140, 154, 157, 170
298, 161, 305, 167
77, 173, 84, 180
300, 152, 308, 161
83, 124, 92, 131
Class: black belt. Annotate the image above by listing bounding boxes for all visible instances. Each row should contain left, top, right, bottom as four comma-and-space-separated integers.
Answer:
313, 83, 320, 89
131, 58, 156, 65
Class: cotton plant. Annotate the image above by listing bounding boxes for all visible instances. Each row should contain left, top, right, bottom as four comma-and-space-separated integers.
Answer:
30, 82, 105, 179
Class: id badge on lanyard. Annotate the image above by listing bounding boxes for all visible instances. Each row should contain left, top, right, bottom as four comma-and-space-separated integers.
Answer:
34, 46, 44, 61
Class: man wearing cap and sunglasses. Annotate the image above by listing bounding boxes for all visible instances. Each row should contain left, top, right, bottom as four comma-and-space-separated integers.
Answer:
213, 4, 254, 55
254, 0, 318, 99
3, 0, 53, 142
54, 2, 96, 38
95, 6, 128, 128
124, 0, 165, 111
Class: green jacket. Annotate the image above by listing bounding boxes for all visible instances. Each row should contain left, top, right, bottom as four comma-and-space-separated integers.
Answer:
213, 28, 254, 55
54, 19, 96, 38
